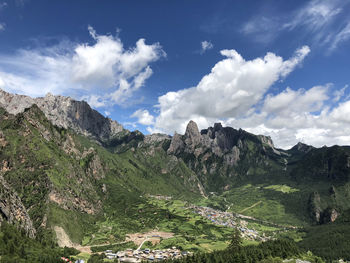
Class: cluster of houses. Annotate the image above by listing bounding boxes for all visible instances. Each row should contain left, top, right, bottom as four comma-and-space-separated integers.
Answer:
105, 247, 191, 262
189, 205, 267, 241
60, 257, 84, 263
147, 194, 172, 201
190, 205, 238, 228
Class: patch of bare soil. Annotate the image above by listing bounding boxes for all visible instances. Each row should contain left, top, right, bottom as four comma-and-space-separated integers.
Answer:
126, 230, 174, 246
54, 226, 91, 254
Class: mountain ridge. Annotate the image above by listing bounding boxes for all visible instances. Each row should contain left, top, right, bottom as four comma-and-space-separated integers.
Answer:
1, 90, 350, 260
0, 88, 316, 151
0, 89, 124, 143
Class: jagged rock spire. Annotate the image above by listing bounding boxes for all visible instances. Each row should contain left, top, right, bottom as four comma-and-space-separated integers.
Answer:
185, 120, 201, 146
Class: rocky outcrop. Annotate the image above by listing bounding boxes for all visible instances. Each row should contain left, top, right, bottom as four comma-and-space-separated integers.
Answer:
308, 192, 322, 223
143, 133, 171, 145
308, 191, 341, 224
167, 132, 185, 155
321, 207, 340, 223
291, 142, 314, 153
167, 120, 280, 167
0, 89, 124, 142
82, 147, 105, 180
184, 120, 201, 149
0, 175, 36, 238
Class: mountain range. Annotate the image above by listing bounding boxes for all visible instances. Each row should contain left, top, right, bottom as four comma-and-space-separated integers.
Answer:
1, 89, 350, 260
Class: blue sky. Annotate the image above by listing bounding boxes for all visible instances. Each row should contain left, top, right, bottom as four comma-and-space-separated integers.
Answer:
0, 0, 350, 148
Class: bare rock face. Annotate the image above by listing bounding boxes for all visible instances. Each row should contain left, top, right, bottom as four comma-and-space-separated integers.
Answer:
0, 89, 35, 114
308, 192, 322, 223
329, 209, 339, 222
322, 207, 340, 223
168, 121, 244, 167
0, 175, 36, 238
258, 135, 274, 148
143, 133, 171, 145
291, 142, 314, 153
0, 89, 124, 142
167, 132, 185, 155
224, 146, 240, 166
184, 120, 201, 148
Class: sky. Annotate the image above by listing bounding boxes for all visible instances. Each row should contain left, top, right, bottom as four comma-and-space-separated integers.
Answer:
0, 0, 350, 149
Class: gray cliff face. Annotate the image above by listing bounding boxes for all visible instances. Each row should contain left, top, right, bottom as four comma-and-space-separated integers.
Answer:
167, 132, 185, 155
143, 133, 171, 145
0, 89, 124, 141
0, 175, 36, 238
166, 120, 290, 177
0, 89, 35, 115
168, 121, 243, 166
184, 120, 201, 149
292, 142, 314, 153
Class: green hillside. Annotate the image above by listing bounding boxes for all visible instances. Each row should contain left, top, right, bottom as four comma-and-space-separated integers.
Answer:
1, 104, 350, 262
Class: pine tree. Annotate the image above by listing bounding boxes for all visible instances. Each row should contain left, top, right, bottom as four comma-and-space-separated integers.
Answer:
228, 228, 242, 252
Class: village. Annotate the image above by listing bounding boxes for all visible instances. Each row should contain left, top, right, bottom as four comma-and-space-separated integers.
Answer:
60, 247, 190, 263
188, 204, 269, 241
147, 195, 270, 242
104, 247, 191, 262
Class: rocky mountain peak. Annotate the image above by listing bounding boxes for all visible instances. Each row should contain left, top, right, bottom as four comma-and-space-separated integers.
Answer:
292, 142, 314, 153
184, 120, 201, 148
213, 122, 223, 131
0, 89, 124, 142
167, 132, 185, 155
185, 120, 200, 139
257, 135, 274, 148
0, 89, 35, 115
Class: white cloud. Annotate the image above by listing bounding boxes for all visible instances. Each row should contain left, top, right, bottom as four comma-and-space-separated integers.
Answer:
152, 46, 310, 136
222, 84, 350, 149
329, 21, 350, 51
131, 109, 155, 126
241, 16, 280, 43
200, 41, 213, 54
242, 0, 350, 51
0, 26, 165, 107
333, 85, 348, 102
284, 0, 342, 32
262, 85, 329, 117
0, 23, 5, 31
145, 44, 350, 149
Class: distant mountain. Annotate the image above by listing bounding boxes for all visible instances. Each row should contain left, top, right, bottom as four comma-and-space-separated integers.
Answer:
0, 89, 124, 142
166, 120, 289, 191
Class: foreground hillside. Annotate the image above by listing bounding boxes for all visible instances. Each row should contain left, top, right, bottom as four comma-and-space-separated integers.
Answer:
0, 103, 202, 245
1, 90, 350, 262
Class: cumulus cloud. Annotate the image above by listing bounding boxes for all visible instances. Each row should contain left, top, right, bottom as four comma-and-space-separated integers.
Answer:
151, 46, 310, 136
0, 26, 165, 106
203, 81, 350, 149
0, 23, 5, 31
140, 44, 350, 149
333, 85, 348, 102
200, 41, 213, 54
262, 85, 329, 117
131, 109, 155, 126
220, 82, 350, 148
242, 0, 350, 51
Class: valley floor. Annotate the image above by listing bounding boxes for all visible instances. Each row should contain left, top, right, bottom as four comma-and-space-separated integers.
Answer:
61, 193, 307, 262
